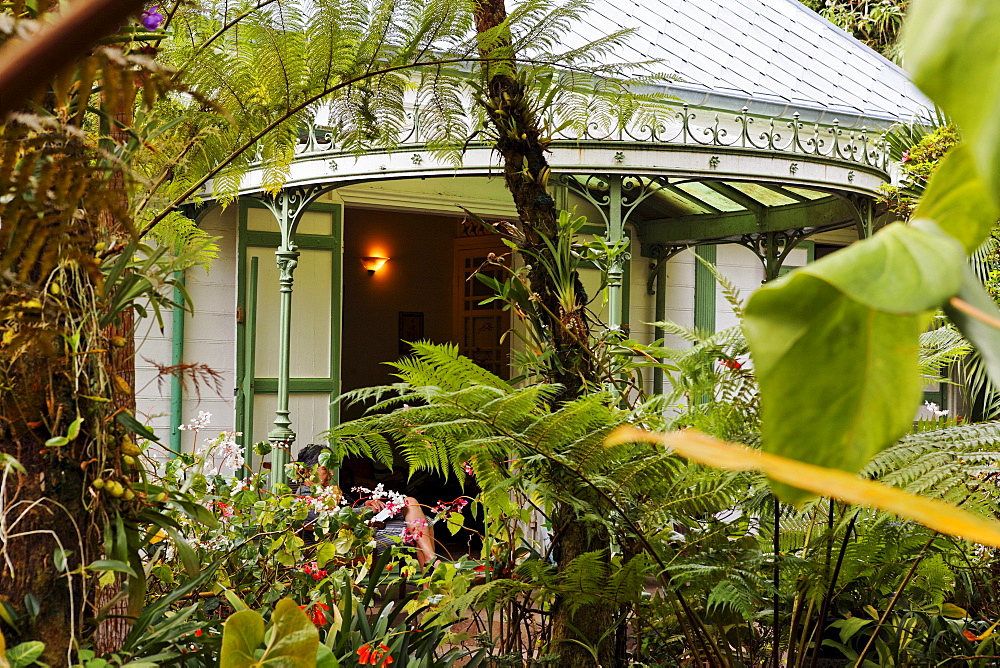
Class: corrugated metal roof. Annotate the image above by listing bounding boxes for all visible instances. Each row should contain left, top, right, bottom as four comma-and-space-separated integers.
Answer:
567, 0, 930, 128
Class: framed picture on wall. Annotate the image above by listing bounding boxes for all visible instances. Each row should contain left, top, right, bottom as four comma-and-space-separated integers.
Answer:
398, 311, 424, 354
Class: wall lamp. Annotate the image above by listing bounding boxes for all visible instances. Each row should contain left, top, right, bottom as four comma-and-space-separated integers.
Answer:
360, 256, 389, 275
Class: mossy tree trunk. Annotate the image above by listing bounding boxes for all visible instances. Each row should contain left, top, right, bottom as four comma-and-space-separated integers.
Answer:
472, 1, 620, 664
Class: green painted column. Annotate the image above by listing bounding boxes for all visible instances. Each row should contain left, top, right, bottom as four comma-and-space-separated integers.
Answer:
169, 271, 185, 457
856, 196, 875, 239
606, 175, 625, 330
240, 256, 259, 474
694, 245, 717, 333
258, 184, 325, 488
652, 259, 667, 393
268, 246, 299, 485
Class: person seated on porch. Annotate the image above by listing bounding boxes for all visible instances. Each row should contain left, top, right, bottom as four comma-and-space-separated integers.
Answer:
295, 444, 437, 570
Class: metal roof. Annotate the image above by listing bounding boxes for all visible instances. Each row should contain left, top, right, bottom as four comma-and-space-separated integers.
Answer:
567, 0, 931, 128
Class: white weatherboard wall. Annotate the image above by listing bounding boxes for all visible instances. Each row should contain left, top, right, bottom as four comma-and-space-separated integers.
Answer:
134, 205, 239, 454
714, 244, 809, 333
179, 205, 239, 448
134, 304, 173, 442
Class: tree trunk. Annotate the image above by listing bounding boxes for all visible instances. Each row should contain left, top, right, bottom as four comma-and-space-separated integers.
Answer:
1, 302, 101, 667
472, 1, 620, 664
550, 504, 619, 666
1, 63, 136, 661
91, 79, 138, 658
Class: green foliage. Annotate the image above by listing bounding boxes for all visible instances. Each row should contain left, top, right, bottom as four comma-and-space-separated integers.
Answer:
880, 125, 960, 218
906, 0, 1000, 200
331, 341, 759, 662
744, 222, 965, 502
2, 635, 45, 668
141, 0, 656, 222
740, 0, 1000, 507
220, 598, 318, 668
801, 0, 907, 60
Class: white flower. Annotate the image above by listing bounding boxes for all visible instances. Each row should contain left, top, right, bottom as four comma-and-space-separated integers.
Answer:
179, 411, 213, 431
308, 485, 343, 514
924, 401, 949, 418
352, 484, 407, 518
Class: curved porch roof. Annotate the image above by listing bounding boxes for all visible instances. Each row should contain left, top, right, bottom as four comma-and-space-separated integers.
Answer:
215, 0, 924, 254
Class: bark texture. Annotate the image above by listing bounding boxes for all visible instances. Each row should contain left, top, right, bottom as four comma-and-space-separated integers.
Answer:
472, 1, 620, 664
1, 301, 101, 667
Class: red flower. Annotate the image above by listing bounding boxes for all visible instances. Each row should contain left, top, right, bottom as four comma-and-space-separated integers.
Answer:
302, 561, 327, 580
299, 602, 329, 627
194, 629, 203, 637
963, 629, 978, 641
357, 643, 394, 666
719, 359, 742, 370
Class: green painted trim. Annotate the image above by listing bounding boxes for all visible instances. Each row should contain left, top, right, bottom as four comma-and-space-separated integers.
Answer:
329, 210, 343, 434
244, 230, 338, 249
236, 201, 250, 465
242, 257, 259, 465
803, 240, 815, 263
643, 196, 856, 245
253, 378, 339, 393
169, 271, 185, 457
694, 245, 717, 333
243, 198, 340, 213
235, 197, 344, 451
622, 235, 631, 330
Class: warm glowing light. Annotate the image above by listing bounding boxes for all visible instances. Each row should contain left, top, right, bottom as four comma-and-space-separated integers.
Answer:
360, 256, 389, 275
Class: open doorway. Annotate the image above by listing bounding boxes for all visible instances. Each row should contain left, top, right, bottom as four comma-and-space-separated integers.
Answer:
339, 206, 510, 557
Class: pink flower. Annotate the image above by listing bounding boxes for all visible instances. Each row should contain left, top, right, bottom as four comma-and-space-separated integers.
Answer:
214, 502, 235, 519
463, 461, 474, 475
432, 498, 468, 514
402, 518, 428, 545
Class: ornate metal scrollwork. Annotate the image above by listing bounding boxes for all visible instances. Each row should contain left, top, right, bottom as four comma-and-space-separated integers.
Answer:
736, 229, 815, 282
275, 250, 300, 291
646, 243, 687, 295
258, 183, 328, 248
273, 100, 889, 177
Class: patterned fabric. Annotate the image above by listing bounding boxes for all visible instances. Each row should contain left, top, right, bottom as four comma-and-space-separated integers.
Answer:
298, 483, 408, 554
372, 518, 407, 553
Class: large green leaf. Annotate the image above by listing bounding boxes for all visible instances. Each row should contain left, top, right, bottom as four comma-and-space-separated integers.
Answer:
912, 145, 1000, 254
315, 645, 340, 668
259, 598, 318, 667
744, 223, 964, 503
220, 610, 265, 668
786, 221, 963, 313
5, 641, 44, 668
905, 0, 1000, 193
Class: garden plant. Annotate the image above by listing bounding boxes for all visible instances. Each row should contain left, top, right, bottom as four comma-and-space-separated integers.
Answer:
8, 0, 1000, 666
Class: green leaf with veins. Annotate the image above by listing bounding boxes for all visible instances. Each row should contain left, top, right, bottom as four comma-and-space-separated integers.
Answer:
220, 610, 264, 668
744, 223, 964, 503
